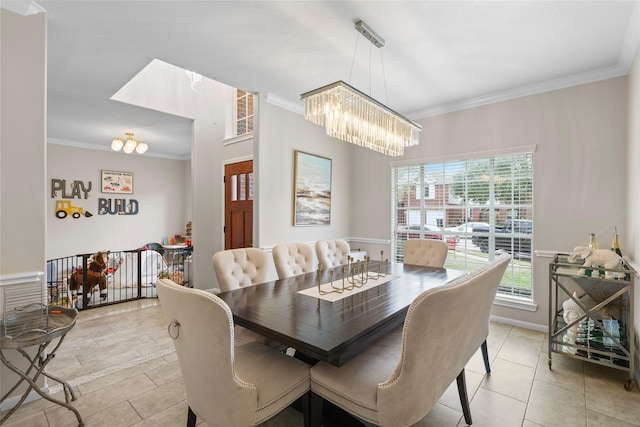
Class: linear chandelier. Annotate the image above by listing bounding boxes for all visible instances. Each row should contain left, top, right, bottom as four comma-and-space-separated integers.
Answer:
300, 20, 421, 157
111, 132, 148, 154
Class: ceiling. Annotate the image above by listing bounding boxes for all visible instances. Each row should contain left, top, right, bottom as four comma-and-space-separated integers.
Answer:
17, 1, 640, 159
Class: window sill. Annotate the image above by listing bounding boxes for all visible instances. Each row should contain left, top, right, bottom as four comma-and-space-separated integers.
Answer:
223, 133, 253, 146
494, 295, 538, 312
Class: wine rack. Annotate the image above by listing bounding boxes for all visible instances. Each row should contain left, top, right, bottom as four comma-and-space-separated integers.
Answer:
548, 253, 636, 391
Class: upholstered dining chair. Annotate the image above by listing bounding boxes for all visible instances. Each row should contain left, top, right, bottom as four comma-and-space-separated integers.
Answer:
213, 247, 270, 292
309, 254, 511, 427
403, 238, 449, 268
272, 242, 315, 279
156, 279, 311, 427
213, 247, 275, 345
315, 239, 350, 269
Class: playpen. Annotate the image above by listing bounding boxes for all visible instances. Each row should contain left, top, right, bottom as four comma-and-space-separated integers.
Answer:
46, 246, 192, 310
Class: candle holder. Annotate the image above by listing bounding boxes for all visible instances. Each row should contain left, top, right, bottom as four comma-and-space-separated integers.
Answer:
316, 254, 388, 296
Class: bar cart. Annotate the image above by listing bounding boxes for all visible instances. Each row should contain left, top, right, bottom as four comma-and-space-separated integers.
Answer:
549, 253, 636, 391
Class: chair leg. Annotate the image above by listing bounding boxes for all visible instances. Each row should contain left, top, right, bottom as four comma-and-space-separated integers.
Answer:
456, 369, 472, 425
187, 406, 196, 427
302, 391, 311, 427
310, 392, 324, 427
481, 339, 491, 374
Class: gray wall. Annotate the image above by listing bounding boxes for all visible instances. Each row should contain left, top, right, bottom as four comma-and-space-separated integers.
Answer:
47, 144, 188, 258
0, 7, 47, 404
1, 9, 46, 275
349, 77, 628, 329
626, 44, 640, 385
255, 94, 353, 250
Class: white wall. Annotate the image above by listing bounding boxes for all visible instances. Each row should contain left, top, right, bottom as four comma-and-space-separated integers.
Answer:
626, 44, 640, 384
351, 77, 628, 329
0, 6, 47, 404
47, 144, 188, 258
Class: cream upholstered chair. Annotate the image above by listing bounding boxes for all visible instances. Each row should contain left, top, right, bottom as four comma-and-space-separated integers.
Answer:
272, 242, 315, 279
404, 238, 448, 268
309, 254, 511, 427
213, 247, 274, 345
156, 279, 311, 427
213, 247, 270, 292
315, 239, 350, 269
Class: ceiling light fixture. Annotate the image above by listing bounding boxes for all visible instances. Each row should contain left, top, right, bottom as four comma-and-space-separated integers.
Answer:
300, 20, 421, 156
111, 132, 148, 154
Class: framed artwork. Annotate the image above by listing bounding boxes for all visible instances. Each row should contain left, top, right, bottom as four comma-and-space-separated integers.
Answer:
101, 170, 133, 194
293, 150, 332, 226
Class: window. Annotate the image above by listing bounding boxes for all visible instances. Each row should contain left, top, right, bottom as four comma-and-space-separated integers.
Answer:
393, 152, 534, 300
236, 89, 253, 136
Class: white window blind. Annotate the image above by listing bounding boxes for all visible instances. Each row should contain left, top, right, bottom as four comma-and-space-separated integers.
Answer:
393, 152, 534, 299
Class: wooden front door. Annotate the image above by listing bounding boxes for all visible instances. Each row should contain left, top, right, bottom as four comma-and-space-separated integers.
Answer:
224, 160, 253, 249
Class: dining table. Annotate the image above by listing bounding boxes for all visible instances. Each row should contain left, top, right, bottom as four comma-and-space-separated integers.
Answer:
217, 260, 466, 367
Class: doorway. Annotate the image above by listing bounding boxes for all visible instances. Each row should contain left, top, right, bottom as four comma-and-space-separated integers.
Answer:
224, 160, 253, 249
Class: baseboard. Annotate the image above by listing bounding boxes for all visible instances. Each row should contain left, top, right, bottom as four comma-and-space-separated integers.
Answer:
0, 387, 48, 412
490, 314, 547, 333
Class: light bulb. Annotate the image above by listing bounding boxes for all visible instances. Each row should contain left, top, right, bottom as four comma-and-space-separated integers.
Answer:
135, 142, 148, 154
123, 139, 137, 154
111, 139, 124, 151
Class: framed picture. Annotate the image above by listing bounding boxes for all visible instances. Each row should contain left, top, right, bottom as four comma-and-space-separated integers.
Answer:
293, 150, 332, 226
101, 170, 133, 194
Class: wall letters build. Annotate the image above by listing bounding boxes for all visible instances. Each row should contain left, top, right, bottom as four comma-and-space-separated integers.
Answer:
50, 179, 140, 217
98, 198, 139, 215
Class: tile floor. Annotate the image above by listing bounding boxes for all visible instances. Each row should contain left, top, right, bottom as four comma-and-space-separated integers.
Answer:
1, 299, 639, 427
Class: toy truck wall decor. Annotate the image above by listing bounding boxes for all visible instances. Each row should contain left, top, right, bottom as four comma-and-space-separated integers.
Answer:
55, 200, 93, 218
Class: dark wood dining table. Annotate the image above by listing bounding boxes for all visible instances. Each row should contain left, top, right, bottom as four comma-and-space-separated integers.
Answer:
217, 261, 466, 367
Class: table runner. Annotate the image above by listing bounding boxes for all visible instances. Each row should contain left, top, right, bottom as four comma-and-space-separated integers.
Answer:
297, 275, 399, 302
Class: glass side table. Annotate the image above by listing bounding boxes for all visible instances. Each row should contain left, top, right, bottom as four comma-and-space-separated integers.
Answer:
0, 305, 84, 426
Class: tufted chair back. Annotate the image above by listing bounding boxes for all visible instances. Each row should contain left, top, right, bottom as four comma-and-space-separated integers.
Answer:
315, 239, 350, 269
213, 248, 269, 292
309, 254, 512, 427
156, 279, 311, 427
272, 243, 315, 279
403, 239, 448, 268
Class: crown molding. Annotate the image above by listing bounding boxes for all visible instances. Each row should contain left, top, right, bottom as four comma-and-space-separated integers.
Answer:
1, 0, 45, 15
47, 138, 190, 161
407, 64, 629, 120
265, 93, 304, 115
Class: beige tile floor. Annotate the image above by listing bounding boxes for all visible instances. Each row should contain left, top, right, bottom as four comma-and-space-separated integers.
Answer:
1, 299, 639, 427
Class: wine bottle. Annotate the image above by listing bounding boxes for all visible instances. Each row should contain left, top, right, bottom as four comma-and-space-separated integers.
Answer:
584, 233, 597, 276
611, 227, 622, 257
611, 227, 630, 280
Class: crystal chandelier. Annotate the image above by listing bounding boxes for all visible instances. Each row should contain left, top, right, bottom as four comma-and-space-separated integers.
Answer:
111, 132, 148, 154
300, 21, 421, 157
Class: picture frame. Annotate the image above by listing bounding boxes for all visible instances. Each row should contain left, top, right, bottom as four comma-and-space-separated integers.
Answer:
101, 170, 134, 194
293, 150, 332, 226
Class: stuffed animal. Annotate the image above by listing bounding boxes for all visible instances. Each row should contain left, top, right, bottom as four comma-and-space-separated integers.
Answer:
69, 251, 110, 307
567, 246, 623, 274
